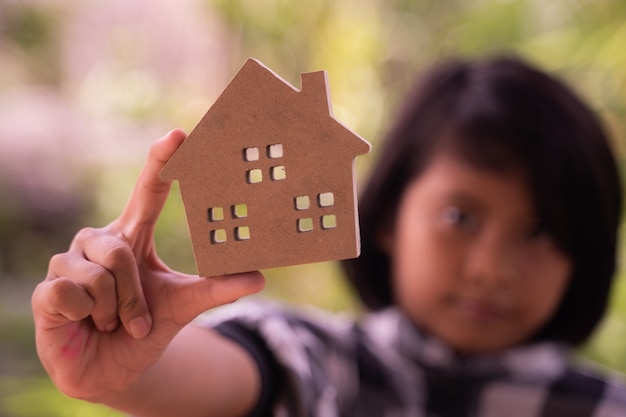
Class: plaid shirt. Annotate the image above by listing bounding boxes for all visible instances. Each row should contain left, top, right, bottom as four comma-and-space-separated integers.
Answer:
202, 299, 626, 417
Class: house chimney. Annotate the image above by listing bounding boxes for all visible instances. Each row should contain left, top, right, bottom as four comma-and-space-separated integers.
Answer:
300, 70, 331, 115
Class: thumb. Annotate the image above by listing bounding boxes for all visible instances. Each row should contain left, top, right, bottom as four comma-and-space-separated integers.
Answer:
167, 271, 266, 325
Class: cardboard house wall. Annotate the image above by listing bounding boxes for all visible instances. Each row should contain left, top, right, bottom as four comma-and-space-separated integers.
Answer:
160, 59, 371, 277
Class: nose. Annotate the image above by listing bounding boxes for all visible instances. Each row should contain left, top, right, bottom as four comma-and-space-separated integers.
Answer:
464, 233, 518, 290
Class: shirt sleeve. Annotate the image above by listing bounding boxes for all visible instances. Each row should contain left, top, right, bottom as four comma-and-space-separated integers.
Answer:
214, 321, 282, 417
198, 299, 359, 417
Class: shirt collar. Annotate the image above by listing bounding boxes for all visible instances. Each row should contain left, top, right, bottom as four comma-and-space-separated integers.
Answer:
363, 306, 570, 382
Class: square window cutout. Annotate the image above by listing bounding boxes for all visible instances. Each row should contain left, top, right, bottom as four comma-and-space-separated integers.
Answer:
244, 147, 259, 162
268, 144, 283, 159
298, 218, 313, 232
232, 204, 248, 218
319, 192, 334, 207
295, 196, 310, 210
321, 215, 337, 229
247, 169, 263, 184
271, 166, 286, 181
208, 207, 224, 221
235, 226, 250, 240
212, 229, 227, 243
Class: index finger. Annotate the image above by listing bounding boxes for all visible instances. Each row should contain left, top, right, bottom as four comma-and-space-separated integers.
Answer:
117, 129, 187, 240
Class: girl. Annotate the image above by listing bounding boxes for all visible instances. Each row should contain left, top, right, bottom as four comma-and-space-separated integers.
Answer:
32, 55, 626, 417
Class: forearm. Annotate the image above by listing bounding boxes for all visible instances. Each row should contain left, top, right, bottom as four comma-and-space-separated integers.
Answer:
107, 325, 261, 417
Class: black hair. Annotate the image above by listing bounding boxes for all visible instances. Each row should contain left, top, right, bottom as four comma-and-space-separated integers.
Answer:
342, 55, 622, 347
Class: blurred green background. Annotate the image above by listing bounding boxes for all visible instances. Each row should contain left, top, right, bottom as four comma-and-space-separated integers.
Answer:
2, 0, 626, 415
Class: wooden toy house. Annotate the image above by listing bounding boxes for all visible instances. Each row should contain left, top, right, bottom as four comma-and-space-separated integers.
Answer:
160, 59, 371, 277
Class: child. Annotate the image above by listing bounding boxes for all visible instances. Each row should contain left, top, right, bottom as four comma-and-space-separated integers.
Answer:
32, 55, 626, 417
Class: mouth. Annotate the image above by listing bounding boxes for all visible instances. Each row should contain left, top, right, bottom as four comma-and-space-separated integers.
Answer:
454, 298, 507, 322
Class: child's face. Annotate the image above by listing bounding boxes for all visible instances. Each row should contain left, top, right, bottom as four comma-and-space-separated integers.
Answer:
389, 151, 572, 354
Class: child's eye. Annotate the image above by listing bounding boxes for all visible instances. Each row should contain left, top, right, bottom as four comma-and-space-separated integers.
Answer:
527, 225, 545, 239
526, 223, 555, 247
441, 206, 476, 230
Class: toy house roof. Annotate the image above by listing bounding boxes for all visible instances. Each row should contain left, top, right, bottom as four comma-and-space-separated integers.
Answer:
160, 59, 370, 181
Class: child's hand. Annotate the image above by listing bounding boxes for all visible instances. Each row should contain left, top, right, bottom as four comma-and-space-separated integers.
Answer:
31, 129, 265, 404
